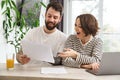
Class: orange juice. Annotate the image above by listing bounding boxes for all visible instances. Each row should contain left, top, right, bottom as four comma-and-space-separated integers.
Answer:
6, 59, 14, 69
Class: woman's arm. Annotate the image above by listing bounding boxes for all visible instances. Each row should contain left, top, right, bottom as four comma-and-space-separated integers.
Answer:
60, 36, 103, 68
81, 63, 100, 70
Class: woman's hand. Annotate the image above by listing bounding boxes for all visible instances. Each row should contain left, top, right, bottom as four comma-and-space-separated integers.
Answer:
58, 48, 78, 59
81, 63, 100, 71
90, 63, 100, 71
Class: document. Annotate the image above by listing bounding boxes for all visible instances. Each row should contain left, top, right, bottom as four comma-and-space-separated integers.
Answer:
41, 67, 67, 74
21, 40, 55, 63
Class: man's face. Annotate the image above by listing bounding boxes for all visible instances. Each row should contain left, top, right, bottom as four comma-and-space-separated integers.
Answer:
45, 7, 61, 30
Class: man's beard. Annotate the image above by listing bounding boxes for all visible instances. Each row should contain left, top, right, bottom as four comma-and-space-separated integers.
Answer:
45, 21, 59, 30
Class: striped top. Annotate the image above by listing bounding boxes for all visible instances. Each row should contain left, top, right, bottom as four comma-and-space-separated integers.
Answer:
62, 35, 103, 68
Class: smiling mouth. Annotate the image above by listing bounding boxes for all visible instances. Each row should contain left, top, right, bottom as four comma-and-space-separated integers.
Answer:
48, 23, 54, 25
77, 32, 80, 35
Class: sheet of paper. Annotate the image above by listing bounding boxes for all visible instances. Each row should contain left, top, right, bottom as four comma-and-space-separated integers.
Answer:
41, 67, 67, 74
21, 40, 55, 63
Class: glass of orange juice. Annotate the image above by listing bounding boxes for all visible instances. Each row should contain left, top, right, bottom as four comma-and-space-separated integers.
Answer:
6, 53, 14, 70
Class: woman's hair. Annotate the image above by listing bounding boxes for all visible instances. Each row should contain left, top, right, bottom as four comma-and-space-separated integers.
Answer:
76, 14, 99, 36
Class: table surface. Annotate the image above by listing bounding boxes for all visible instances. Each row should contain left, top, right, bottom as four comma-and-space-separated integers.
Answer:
0, 63, 120, 80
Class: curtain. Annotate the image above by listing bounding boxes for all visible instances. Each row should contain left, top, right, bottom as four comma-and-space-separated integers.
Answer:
16, 0, 25, 26
16, 0, 25, 18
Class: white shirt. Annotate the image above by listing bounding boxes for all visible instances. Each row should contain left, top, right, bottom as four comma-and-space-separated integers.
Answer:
22, 26, 67, 57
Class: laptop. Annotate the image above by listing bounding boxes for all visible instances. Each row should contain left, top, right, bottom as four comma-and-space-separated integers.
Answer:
86, 52, 120, 75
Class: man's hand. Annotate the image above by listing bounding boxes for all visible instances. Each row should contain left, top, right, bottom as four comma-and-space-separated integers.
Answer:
17, 54, 30, 65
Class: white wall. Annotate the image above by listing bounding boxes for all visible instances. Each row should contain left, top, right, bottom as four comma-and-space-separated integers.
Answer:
0, 0, 7, 63
0, 0, 17, 63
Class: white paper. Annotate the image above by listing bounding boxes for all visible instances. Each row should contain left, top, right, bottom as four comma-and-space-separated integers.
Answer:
21, 40, 55, 63
41, 67, 67, 74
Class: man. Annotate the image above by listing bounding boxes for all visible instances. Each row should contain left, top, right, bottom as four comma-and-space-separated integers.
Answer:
16, 2, 67, 65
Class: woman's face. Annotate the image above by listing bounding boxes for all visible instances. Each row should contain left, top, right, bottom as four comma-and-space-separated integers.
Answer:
74, 18, 85, 39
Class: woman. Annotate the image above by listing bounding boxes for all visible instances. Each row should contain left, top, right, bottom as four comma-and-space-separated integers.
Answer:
58, 14, 103, 70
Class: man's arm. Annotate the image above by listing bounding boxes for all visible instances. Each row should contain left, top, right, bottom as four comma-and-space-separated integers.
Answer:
16, 49, 23, 63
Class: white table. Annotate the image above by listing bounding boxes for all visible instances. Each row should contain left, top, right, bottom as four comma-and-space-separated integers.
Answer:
0, 63, 120, 80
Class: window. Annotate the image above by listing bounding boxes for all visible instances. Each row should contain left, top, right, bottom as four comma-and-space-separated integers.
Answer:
102, 0, 120, 52
64, 0, 120, 52
0, 0, 49, 63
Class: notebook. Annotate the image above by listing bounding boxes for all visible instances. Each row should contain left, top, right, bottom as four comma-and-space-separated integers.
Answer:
86, 52, 120, 75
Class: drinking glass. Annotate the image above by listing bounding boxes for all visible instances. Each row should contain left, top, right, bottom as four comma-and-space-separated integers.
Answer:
6, 53, 14, 70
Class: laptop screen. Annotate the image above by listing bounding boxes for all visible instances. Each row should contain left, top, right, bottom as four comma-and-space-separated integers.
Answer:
86, 52, 120, 75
